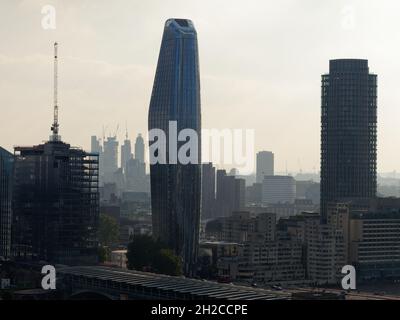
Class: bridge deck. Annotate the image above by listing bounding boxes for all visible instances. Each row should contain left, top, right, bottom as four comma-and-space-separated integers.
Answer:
58, 266, 290, 300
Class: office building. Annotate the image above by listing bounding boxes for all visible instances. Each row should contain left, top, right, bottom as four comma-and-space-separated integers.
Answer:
217, 239, 305, 284
103, 136, 119, 183
256, 151, 274, 183
134, 133, 145, 164
125, 158, 147, 192
148, 19, 201, 275
121, 137, 133, 173
0, 147, 13, 260
262, 175, 296, 204
327, 198, 400, 281
12, 141, 99, 265
216, 170, 245, 217
246, 182, 262, 205
321, 59, 377, 219
218, 211, 276, 243
280, 212, 345, 284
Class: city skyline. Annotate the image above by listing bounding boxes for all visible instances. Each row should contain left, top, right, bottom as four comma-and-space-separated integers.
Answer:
2, 1, 400, 173
3, 3, 400, 304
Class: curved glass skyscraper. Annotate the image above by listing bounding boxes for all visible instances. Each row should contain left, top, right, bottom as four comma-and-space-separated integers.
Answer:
320, 59, 377, 221
148, 19, 201, 275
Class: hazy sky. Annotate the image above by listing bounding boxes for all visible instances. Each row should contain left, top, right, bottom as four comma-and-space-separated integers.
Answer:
1, 0, 400, 173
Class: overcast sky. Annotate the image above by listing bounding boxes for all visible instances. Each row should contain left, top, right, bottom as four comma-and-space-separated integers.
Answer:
1, 0, 400, 173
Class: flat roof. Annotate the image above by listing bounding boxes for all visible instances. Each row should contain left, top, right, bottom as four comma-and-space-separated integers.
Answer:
58, 266, 289, 300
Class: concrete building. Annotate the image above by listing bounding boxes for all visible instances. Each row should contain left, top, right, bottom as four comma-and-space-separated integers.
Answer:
110, 250, 128, 269
279, 212, 345, 284
261, 199, 318, 219
216, 170, 246, 217
262, 175, 296, 204
296, 180, 320, 205
256, 151, 274, 183
12, 141, 99, 265
220, 211, 276, 243
327, 198, 400, 281
213, 212, 305, 284
246, 182, 262, 205
217, 239, 305, 284
304, 219, 345, 284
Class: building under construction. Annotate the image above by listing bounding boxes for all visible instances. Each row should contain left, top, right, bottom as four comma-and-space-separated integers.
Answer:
11, 42, 99, 265
12, 142, 99, 265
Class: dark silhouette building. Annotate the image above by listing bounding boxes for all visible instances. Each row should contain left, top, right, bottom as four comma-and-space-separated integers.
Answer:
320, 59, 377, 221
148, 18, 201, 275
256, 151, 274, 183
12, 141, 99, 265
134, 133, 145, 164
0, 147, 13, 260
216, 170, 245, 217
121, 136, 132, 173
201, 163, 216, 220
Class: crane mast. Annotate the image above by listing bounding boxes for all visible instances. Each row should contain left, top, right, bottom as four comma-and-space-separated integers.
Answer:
50, 42, 60, 141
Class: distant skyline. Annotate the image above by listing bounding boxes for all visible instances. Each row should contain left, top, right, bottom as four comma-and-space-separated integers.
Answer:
1, 0, 400, 173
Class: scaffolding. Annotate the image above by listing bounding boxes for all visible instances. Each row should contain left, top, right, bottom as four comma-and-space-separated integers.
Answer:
12, 140, 99, 265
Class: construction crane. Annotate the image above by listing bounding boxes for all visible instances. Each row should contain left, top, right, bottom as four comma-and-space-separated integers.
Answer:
50, 42, 60, 141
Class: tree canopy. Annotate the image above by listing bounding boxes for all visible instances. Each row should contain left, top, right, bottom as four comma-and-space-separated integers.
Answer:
126, 235, 182, 276
98, 213, 119, 247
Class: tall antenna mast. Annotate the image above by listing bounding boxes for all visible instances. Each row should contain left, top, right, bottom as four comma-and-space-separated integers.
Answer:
50, 42, 60, 141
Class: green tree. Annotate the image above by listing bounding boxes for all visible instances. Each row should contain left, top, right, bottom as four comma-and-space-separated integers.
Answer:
98, 246, 108, 263
153, 249, 183, 276
126, 235, 182, 276
98, 214, 119, 247
98, 214, 119, 262
126, 234, 161, 270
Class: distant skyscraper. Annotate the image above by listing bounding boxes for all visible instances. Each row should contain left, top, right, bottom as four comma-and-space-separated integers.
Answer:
121, 137, 132, 173
0, 147, 13, 260
12, 141, 99, 265
234, 178, 246, 210
320, 59, 377, 220
91, 135, 104, 184
125, 158, 146, 192
103, 136, 119, 183
262, 175, 296, 204
148, 18, 201, 275
246, 183, 262, 204
201, 163, 216, 220
135, 133, 145, 164
256, 151, 274, 183
216, 169, 245, 217
91, 135, 102, 154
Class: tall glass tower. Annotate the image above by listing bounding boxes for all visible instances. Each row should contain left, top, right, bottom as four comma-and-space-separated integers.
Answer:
320, 59, 377, 221
0, 147, 13, 260
148, 19, 201, 275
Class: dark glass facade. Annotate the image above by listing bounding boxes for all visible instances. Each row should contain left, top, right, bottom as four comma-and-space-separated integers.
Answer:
12, 141, 99, 265
201, 163, 216, 220
321, 59, 377, 221
0, 147, 13, 260
148, 19, 201, 275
